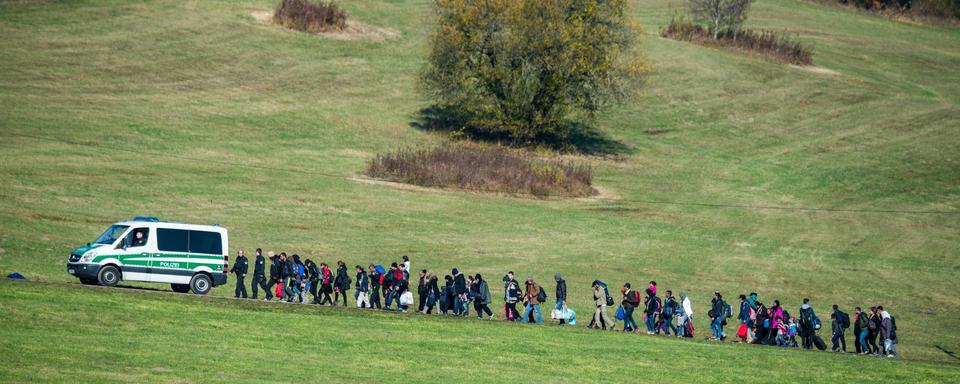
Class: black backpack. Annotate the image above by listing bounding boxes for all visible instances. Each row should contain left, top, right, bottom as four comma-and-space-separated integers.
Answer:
838, 311, 850, 329
537, 288, 547, 303
663, 298, 676, 316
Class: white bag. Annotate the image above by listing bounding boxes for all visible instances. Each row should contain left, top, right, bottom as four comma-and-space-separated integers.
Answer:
400, 291, 414, 305
356, 292, 369, 308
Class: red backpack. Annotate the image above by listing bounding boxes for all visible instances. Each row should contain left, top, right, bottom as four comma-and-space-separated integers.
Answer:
392, 269, 405, 282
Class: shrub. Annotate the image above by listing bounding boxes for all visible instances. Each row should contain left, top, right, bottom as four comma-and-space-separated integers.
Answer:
273, 0, 347, 33
365, 143, 595, 198
688, 0, 754, 39
661, 19, 813, 65
421, 0, 652, 148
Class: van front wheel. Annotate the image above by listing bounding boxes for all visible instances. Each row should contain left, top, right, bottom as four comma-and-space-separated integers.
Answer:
189, 274, 212, 295
171, 284, 190, 293
97, 266, 120, 287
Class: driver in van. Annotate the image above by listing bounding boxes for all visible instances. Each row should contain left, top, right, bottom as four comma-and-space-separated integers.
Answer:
131, 229, 147, 247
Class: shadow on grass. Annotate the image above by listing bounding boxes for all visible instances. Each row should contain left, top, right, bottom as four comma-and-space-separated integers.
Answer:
410, 105, 632, 156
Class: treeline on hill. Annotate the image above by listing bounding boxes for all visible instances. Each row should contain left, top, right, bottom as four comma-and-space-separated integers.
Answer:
365, 143, 595, 198
661, 0, 813, 65
273, 0, 347, 33
818, 0, 960, 20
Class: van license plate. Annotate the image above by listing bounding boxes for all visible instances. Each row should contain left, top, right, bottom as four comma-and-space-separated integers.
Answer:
68, 269, 75, 274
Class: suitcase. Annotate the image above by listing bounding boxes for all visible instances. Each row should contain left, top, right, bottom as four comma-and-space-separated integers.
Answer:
812, 334, 827, 350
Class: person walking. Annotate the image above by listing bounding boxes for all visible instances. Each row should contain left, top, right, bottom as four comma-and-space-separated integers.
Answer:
355, 265, 369, 308
798, 298, 819, 349
879, 306, 897, 358
417, 269, 428, 313
453, 268, 467, 317
265, 251, 279, 301
593, 281, 614, 330
678, 292, 693, 337
401, 255, 411, 279
854, 307, 869, 354
251, 248, 268, 300
318, 262, 333, 305
645, 289, 660, 335
504, 277, 521, 321
522, 277, 544, 325
554, 273, 567, 326
710, 292, 726, 341
279, 253, 293, 301
306, 259, 320, 304
621, 284, 641, 332
472, 274, 494, 320
334, 260, 350, 307
290, 254, 306, 304
368, 264, 382, 310
831, 304, 848, 352
737, 294, 751, 343
867, 307, 881, 355
441, 275, 455, 315
230, 249, 249, 299
423, 274, 440, 314
661, 290, 678, 336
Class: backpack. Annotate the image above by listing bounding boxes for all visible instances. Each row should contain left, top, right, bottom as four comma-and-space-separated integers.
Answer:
723, 302, 733, 318
663, 298, 676, 316
392, 269, 405, 282
838, 311, 850, 329
594, 280, 613, 306
537, 288, 547, 303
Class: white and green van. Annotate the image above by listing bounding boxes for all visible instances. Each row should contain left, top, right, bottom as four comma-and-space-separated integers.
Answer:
67, 216, 229, 294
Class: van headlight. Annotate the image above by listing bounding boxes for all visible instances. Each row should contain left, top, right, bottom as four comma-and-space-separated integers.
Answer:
80, 252, 97, 263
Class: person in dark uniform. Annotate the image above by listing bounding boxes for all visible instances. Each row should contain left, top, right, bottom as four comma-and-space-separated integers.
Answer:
417, 269, 428, 312
230, 249, 249, 298
251, 248, 268, 300
265, 251, 279, 301
131, 229, 147, 247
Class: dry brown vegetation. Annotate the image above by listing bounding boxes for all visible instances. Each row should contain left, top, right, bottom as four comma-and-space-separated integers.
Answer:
365, 143, 595, 198
273, 0, 347, 33
661, 19, 813, 65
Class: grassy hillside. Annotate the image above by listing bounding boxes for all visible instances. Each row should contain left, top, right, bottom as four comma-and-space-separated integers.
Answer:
2, 280, 958, 383
0, 0, 958, 374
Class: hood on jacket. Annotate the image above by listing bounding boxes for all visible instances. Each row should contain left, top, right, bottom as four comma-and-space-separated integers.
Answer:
881, 310, 891, 320
801, 304, 811, 310
679, 293, 686, 302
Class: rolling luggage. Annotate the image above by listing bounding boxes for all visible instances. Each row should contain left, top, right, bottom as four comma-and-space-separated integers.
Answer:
812, 334, 827, 351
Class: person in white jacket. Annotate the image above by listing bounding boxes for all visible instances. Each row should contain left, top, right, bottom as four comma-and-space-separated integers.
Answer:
677, 292, 693, 337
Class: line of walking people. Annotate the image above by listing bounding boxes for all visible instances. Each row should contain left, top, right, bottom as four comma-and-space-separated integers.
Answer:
228, 249, 898, 358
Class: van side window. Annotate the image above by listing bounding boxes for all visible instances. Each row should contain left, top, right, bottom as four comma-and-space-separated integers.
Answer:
126, 227, 149, 248
157, 229, 189, 253
189, 231, 222, 255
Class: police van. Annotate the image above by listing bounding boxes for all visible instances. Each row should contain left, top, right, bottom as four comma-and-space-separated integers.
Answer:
67, 216, 229, 294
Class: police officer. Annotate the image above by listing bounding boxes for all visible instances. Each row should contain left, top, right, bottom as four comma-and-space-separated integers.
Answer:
230, 249, 249, 298
251, 248, 268, 300
265, 251, 279, 301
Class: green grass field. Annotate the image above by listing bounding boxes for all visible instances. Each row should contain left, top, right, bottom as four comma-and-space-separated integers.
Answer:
1, 0, 959, 381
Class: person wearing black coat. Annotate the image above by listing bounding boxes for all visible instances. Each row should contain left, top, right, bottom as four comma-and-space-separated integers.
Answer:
422, 274, 440, 314
278, 253, 292, 301
453, 268, 467, 316
229, 249, 249, 299
305, 259, 320, 304
251, 248, 269, 300
368, 264, 382, 309
555, 274, 567, 325
333, 261, 350, 307
355, 265, 369, 308
417, 269, 428, 313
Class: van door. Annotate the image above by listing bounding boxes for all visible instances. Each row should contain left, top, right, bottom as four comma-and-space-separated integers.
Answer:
119, 227, 152, 282
152, 228, 191, 284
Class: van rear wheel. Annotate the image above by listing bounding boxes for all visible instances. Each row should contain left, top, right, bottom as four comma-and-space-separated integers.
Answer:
97, 266, 120, 287
189, 274, 212, 295
171, 284, 190, 293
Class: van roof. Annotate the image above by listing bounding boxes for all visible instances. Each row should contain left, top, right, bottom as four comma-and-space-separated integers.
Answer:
114, 218, 227, 233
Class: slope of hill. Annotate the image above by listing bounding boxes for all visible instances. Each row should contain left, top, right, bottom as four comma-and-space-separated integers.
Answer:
0, 0, 958, 377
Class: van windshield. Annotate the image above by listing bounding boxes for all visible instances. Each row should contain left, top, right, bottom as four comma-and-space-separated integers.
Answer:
94, 225, 129, 245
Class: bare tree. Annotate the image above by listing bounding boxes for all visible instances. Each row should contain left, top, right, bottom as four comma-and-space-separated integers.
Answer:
688, 0, 753, 39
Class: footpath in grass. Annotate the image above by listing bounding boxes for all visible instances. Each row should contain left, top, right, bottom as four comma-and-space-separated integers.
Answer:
0, 280, 956, 383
